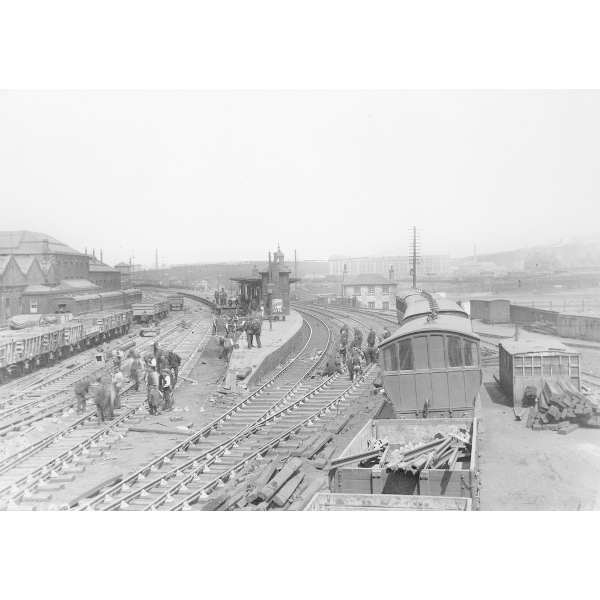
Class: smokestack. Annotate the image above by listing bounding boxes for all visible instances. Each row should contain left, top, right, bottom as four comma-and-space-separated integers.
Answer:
100, 249, 103, 263
343, 263, 347, 281
42, 238, 50, 255
156, 249, 158, 271
85, 247, 87, 255
389, 265, 394, 281
93, 248, 96, 258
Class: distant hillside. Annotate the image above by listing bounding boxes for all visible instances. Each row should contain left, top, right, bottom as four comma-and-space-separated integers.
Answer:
459, 235, 600, 268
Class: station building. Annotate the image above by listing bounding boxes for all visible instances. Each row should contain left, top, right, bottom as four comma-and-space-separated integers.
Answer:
231, 247, 300, 317
341, 274, 397, 309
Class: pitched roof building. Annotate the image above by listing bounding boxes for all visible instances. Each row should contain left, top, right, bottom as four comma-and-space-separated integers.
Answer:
341, 274, 397, 310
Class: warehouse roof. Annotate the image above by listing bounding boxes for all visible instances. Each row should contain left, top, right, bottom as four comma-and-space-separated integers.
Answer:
0, 231, 84, 256
342, 274, 397, 286
500, 339, 576, 354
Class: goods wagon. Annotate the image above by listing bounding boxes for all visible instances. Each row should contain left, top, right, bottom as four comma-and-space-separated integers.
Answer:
329, 416, 479, 507
0, 322, 84, 380
168, 295, 184, 310
304, 492, 472, 511
132, 301, 170, 324
470, 299, 510, 324
557, 312, 600, 343
0, 308, 133, 383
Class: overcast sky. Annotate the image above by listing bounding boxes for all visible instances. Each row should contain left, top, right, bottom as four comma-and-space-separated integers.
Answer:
1, 90, 598, 266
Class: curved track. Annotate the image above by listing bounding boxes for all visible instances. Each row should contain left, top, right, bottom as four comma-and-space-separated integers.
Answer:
81, 307, 376, 511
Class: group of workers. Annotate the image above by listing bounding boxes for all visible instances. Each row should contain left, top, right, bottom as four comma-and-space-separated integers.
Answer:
214, 288, 240, 308
215, 298, 265, 362
320, 324, 392, 380
74, 340, 183, 424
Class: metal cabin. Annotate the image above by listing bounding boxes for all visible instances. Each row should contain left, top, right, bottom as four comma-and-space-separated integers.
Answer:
498, 339, 581, 404
378, 314, 482, 418
470, 298, 510, 323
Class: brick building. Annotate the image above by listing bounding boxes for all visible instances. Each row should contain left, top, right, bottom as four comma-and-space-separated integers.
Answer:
341, 274, 397, 309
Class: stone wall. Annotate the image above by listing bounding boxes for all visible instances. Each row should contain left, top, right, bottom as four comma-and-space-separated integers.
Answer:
247, 323, 307, 388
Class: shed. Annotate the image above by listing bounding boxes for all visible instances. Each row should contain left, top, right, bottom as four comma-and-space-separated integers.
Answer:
470, 298, 510, 323
498, 339, 580, 404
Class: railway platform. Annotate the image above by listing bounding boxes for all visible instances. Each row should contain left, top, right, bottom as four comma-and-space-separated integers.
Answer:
229, 310, 304, 385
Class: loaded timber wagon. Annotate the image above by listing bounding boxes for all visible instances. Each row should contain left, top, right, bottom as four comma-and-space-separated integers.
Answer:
330, 416, 479, 505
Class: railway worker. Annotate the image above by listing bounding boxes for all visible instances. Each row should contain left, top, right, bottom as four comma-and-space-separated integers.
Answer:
114, 347, 123, 369
252, 316, 262, 349
354, 328, 363, 346
167, 350, 181, 385
93, 377, 111, 425
74, 377, 92, 414
339, 338, 348, 363
214, 290, 219, 304
111, 367, 124, 410
364, 328, 378, 366
147, 367, 160, 414
141, 311, 148, 326
245, 317, 255, 349
323, 354, 344, 376
159, 369, 173, 410
383, 327, 391, 340
348, 348, 362, 382
340, 324, 349, 337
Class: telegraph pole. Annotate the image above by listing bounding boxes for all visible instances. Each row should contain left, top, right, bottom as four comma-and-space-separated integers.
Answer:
409, 226, 421, 289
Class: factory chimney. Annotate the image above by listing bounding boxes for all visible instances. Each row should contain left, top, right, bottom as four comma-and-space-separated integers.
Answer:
100, 249, 103, 263
389, 265, 394, 281
342, 263, 347, 281
93, 248, 96, 258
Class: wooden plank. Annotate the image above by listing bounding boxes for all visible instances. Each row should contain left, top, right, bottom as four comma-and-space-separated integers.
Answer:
272, 472, 305, 507
129, 426, 194, 436
325, 415, 351, 434
246, 457, 280, 502
303, 433, 333, 459
257, 457, 303, 501
558, 423, 579, 435
69, 473, 124, 508
313, 445, 336, 470
288, 477, 327, 511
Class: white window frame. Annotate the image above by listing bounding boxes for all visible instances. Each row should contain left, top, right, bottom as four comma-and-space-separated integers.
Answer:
383, 301, 389, 309
368, 301, 375, 309
382, 285, 389, 294
368, 285, 375, 294
354, 286, 361, 295
30, 300, 38, 313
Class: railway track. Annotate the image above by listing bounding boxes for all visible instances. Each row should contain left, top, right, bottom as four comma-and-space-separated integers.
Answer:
0, 310, 200, 438
78, 308, 376, 511
0, 309, 213, 511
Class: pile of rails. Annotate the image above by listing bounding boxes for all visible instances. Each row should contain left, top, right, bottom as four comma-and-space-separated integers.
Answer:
527, 379, 600, 435
384, 427, 471, 473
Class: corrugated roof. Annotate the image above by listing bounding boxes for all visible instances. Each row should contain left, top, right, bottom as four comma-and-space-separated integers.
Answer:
0, 231, 84, 256
380, 314, 480, 347
342, 274, 397, 286
500, 339, 576, 354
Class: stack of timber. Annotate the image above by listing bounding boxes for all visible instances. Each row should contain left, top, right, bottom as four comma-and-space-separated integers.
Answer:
201, 454, 326, 511
523, 322, 558, 336
527, 379, 600, 435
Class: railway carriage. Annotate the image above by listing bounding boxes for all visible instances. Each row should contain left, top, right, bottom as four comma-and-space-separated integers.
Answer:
132, 301, 170, 324
381, 290, 482, 418
45, 289, 142, 316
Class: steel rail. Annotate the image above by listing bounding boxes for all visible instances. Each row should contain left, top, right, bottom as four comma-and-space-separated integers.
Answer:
164, 365, 374, 511
0, 313, 212, 510
84, 310, 335, 510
